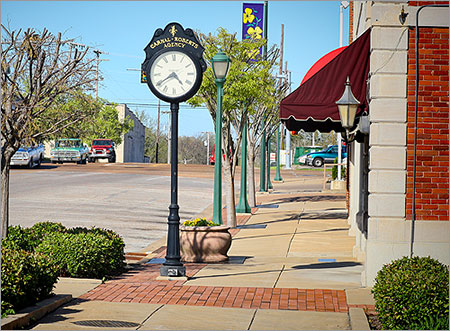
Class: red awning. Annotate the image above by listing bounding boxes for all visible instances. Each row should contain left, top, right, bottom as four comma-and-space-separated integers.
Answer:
280, 28, 371, 133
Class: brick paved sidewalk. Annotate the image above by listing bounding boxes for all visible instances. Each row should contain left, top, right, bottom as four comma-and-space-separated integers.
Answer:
79, 263, 375, 314
80, 201, 376, 320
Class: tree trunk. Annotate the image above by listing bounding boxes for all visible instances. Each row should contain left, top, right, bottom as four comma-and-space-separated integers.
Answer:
222, 155, 237, 228
1, 158, 11, 239
247, 144, 257, 208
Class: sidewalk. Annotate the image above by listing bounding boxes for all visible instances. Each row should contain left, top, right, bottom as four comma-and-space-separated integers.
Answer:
29, 169, 375, 330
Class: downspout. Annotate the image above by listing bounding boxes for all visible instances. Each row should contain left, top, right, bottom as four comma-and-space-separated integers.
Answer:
411, 4, 449, 257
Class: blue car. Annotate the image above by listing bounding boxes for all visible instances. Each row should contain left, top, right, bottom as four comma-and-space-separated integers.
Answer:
305, 145, 347, 167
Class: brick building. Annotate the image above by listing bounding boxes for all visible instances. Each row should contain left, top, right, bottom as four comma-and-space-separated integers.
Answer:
348, 0, 448, 286
281, 1, 448, 285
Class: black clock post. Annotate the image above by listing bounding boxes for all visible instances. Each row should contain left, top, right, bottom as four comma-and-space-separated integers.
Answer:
142, 23, 206, 278
161, 101, 184, 277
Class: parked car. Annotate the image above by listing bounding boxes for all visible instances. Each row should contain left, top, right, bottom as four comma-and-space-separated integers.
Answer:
305, 145, 347, 167
10, 145, 45, 168
50, 138, 89, 164
209, 144, 232, 165
89, 139, 116, 163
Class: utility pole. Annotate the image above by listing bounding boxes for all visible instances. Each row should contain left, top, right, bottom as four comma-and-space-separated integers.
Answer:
67, 41, 86, 61
259, 0, 269, 192
338, 1, 349, 180
201, 131, 212, 165
93, 49, 109, 99
274, 24, 284, 182
156, 100, 161, 163
285, 61, 292, 169
162, 110, 171, 164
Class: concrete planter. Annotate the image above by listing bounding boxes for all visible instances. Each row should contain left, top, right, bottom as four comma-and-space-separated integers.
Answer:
180, 225, 232, 263
331, 179, 346, 191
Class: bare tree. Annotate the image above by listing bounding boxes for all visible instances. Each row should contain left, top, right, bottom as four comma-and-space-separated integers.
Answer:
1, 26, 97, 238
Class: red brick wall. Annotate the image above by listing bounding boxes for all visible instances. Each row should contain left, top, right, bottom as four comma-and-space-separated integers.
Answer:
406, 22, 449, 221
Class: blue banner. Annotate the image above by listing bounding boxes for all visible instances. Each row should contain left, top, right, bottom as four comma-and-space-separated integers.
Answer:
242, 3, 264, 59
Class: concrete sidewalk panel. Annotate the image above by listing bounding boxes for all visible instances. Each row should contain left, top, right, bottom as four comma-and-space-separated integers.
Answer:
141, 305, 256, 330
249, 309, 350, 330
53, 277, 102, 298
346, 288, 375, 305
32, 300, 161, 330
276, 262, 363, 289
184, 263, 283, 288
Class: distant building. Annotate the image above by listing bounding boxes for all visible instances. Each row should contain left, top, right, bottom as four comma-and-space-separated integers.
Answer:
115, 104, 146, 163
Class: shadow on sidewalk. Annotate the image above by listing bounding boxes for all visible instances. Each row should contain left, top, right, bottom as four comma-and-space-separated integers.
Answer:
233, 227, 349, 241
299, 211, 348, 220
292, 262, 362, 270
274, 194, 346, 204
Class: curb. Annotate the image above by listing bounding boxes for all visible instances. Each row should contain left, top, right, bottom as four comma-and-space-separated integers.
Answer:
1, 294, 72, 330
349, 307, 371, 330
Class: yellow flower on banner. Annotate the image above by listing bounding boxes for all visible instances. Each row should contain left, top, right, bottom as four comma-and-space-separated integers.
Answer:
243, 8, 255, 24
247, 26, 263, 40
247, 49, 260, 60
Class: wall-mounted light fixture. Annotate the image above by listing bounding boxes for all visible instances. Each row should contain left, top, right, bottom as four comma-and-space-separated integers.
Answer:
336, 77, 360, 133
399, 6, 408, 25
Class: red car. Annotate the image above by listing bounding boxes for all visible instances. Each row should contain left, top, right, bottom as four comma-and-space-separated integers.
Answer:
209, 144, 232, 165
89, 139, 116, 163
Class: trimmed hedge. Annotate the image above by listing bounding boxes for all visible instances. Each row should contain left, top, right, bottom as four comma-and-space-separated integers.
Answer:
372, 256, 449, 330
1, 222, 125, 316
1, 246, 59, 314
36, 228, 125, 278
2, 222, 66, 252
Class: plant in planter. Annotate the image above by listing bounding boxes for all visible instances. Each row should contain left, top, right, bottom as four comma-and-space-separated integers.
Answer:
180, 218, 232, 263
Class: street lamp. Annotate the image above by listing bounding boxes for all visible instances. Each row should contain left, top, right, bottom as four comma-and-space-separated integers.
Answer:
211, 51, 231, 225
336, 77, 360, 133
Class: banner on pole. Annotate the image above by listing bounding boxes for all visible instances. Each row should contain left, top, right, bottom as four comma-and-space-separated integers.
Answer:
242, 3, 264, 59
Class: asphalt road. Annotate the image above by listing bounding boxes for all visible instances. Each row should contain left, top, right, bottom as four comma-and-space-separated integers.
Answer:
9, 162, 326, 253
9, 163, 215, 253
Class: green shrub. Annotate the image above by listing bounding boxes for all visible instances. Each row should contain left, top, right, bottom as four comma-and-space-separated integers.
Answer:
331, 158, 347, 180
409, 315, 449, 330
29, 221, 66, 248
36, 228, 125, 279
1, 222, 66, 252
372, 256, 449, 330
1, 225, 34, 251
1, 246, 58, 314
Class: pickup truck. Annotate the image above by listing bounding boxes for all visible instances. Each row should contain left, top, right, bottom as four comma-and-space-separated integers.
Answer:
88, 139, 116, 163
50, 138, 89, 164
10, 145, 45, 168
305, 145, 347, 167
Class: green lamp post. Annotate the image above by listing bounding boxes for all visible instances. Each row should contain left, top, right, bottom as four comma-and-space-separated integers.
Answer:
267, 135, 273, 190
259, 120, 266, 192
211, 51, 231, 225
236, 115, 251, 213
274, 124, 283, 181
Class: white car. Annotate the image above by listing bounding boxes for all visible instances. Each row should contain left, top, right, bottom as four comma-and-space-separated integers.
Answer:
11, 145, 45, 168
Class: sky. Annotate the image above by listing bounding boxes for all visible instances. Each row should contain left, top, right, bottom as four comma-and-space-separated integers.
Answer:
1, 0, 349, 137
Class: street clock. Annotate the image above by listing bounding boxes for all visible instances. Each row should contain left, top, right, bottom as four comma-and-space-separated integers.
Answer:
142, 23, 206, 103
141, 22, 207, 278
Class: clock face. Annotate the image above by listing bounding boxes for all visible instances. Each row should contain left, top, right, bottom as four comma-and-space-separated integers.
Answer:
149, 50, 199, 101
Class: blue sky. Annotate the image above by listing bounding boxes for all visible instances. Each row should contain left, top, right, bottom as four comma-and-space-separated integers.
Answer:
1, 1, 349, 136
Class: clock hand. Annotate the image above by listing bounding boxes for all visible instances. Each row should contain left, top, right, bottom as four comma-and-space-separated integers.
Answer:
156, 72, 176, 87
172, 72, 183, 85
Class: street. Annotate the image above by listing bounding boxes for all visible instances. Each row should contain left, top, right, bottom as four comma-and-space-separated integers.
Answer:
9, 163, 215, 252
9, 163, 325, 253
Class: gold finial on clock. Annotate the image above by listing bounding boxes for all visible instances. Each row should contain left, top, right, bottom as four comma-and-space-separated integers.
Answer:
169, 25, 178, 37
